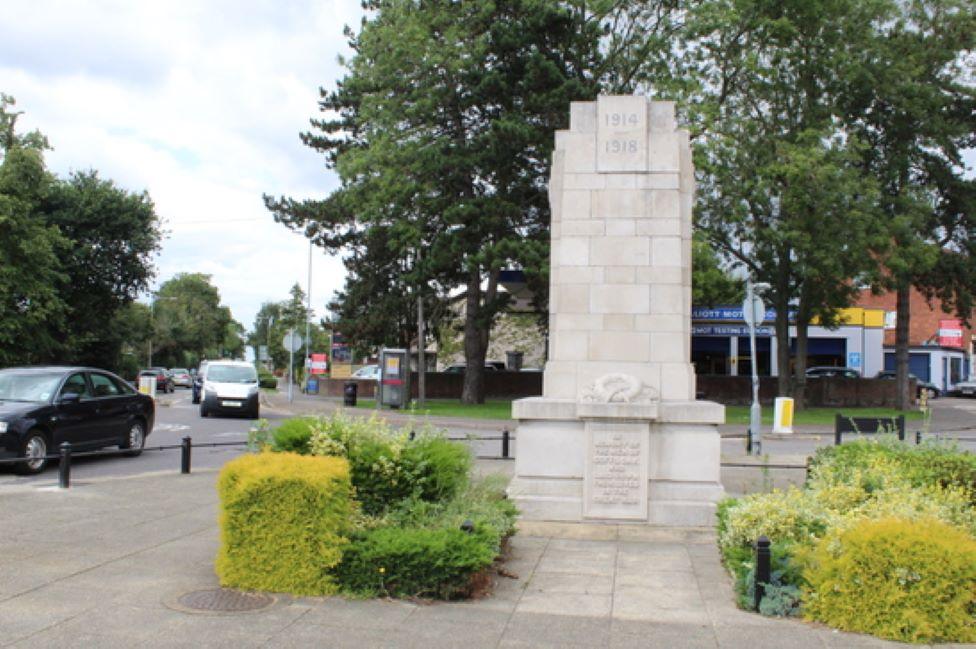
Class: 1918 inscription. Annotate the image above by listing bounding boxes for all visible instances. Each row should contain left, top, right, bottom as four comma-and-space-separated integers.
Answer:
596, 97, 648, 172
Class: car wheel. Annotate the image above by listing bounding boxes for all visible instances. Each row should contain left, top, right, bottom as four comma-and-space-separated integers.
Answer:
927, 388, 939, 399
250, 406, 260, 420
16, 431, 49, 475
122, 421, 146, 457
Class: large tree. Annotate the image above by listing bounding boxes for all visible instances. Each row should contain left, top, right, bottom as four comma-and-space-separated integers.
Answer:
151, 273, 238, 368
267, 0, 602, 402
839, 0, 976, 409
43, 169, 161, 366
683, 0, 891, 406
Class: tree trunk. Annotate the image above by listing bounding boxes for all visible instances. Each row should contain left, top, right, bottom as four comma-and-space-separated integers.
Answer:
461, 270, 487, 404
895, 282, 912, 410
774, 293, 792, 398
793, 315, 810, 411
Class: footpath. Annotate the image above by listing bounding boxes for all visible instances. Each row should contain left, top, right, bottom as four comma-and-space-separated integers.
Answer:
0, 468, 946, 648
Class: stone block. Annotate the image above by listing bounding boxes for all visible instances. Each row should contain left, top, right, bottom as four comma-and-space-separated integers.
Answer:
650, 332, 687, 363
591, 237, 649, 267
597, 95, 649, 173
558, 237, 590, 267
659, 363, 694, 400
576, 362, 662, 398
651, 237, 682, 267
595, 189, 647, 219
649, 189, 680, 220
562, 190, 592, 220
648, 425, 722, 483
605, 174, 639, 189
647, 132, 681, 172
635, 313, 686, 335
553, 330, 588, 361
590, 285, 650, 314
565, 173, 606, 190
558, 283, 591, 314
588, 331, 650, 362
637, 173, 680, 189
650, 284, 683, 314
605, 219, 636, 237
636, 217, 681, 237
570, 101, 597, 133
513, 419, 585, 477
637, 266, 683, 285
512, 397, 577, 421
543, 369, 577, 400
563, 219, 603, 236
604, 267, 635, 284
648, 100, 677, 132
562, 133, 597, 173
657, 400, 724, 424
555, 314, 603, 331
558, 266, 604, 284
583, 421, 649, 520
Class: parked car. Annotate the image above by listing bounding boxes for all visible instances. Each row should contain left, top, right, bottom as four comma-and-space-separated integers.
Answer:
0, 366, 155, 474
953, 377, 976, 397
805, 366, 861, 378
351, 364, 380, 380
200, 360, 259, 419
191, 361, 209, 404
443, 364, 500, 373
169, 368, 192, 388
139, 367, 174, 393
875, 370, 940, 399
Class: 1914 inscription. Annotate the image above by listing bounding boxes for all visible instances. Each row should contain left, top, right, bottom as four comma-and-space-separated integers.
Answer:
584, 423, 648, 520
596, 97, 648, 173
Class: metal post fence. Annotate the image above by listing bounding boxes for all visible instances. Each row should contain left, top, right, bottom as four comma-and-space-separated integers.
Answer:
58, 442, 72, 489
181, 436, 192, 474
754, 536, 771, 611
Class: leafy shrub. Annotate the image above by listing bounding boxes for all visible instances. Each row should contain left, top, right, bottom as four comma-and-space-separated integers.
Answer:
335, 526, 496, 599
802, 518, 976, 644
271, 417, 317, 454
733, 541, 805, 616
718, 487, 833, 551
259, 375, 278, 389
215, 452, 354, 596
303, 413, 471, 515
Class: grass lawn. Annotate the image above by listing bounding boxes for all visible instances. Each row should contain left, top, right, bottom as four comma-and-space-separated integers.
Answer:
351, 398, 923, 424
724, 405, 923, 426
354, 399, 515, 420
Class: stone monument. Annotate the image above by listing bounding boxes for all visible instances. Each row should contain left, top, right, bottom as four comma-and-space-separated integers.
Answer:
507, 96, 724, 526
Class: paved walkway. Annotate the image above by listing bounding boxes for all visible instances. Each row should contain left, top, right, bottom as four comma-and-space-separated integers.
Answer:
2, 469, 966, 648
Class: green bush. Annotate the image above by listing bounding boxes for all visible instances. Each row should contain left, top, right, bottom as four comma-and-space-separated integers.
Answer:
271, 417, 317, 454
301, 413, 471, 515
802, 518, 976, 643
215, 452, 354, 596
335, 526, 497, 599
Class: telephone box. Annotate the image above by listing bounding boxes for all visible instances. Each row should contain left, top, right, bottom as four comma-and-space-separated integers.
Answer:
379, 348, 410, 409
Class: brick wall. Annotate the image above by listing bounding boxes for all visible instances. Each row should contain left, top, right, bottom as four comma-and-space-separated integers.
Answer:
320, 371, 543, 400
696, 375, 904, 408
857, 288, 974, 349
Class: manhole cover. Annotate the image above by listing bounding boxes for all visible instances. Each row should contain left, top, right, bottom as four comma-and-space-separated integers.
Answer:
177, 589, 274, 613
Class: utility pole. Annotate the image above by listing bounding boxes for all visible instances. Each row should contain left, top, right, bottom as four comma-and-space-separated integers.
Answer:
418, 293, 425, 408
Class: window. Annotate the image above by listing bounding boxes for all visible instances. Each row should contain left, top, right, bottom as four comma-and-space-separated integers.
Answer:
90, 373, 121, 397
60, 373, 91, 399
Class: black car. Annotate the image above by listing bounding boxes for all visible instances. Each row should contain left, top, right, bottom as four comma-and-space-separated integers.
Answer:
876, 370, 940, 399
0, 366, 155, 474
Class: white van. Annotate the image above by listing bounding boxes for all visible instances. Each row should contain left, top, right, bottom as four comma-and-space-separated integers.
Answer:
200, 360, 260, 419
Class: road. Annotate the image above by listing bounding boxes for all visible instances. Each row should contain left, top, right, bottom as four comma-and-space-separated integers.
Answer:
0, 389, 292, 487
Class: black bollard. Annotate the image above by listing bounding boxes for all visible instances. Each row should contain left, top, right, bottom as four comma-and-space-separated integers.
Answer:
915, 431, 921, 445
754, 536, 771, 611
408, 430, 416, 441
502, 429, 510, 459
58, 442, 72, 489
181, 436, 192, 474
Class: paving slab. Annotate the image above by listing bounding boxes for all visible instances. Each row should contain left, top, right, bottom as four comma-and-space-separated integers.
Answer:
0, 467, 971, 649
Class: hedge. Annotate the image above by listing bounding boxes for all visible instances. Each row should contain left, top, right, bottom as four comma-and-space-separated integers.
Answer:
216, 452, 354, 595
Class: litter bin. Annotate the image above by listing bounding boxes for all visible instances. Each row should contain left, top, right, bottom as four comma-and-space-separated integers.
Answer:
506, 351, 524, 371
306, 377, 319, 395
343, 381, 358, 407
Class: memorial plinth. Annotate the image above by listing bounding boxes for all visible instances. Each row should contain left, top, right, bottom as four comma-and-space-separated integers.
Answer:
508, 96, 725, 526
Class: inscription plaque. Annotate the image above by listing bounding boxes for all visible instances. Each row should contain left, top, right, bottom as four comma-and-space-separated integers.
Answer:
583, 422, 649, 520
596, 96, 648, 173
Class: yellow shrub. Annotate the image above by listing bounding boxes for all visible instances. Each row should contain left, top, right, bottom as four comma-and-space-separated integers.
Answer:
719, 487, 835, 551
802, 518, 976, 644
215, 452, 354, 595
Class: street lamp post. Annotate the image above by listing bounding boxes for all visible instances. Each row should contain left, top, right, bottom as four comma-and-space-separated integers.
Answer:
742, 278, 770, 456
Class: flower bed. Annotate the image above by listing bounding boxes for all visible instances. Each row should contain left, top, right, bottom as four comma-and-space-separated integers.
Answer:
221, 414, 517, 599
718, 437, 976, 643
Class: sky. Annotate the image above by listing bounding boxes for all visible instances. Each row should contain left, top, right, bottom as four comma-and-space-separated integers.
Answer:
1, 0, 365, 333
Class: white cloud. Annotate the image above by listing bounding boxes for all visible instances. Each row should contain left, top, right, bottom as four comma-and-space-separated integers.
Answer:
2, 0, 364, 334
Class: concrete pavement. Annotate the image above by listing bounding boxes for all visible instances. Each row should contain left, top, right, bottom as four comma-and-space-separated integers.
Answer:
3, 468, 970, 648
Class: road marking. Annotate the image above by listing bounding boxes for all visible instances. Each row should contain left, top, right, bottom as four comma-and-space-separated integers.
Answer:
215, 432, 246, 437
155, 423, 191, 432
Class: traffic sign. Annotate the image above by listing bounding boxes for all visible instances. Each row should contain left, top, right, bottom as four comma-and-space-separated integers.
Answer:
282, 331, 303, 353
742, 294, 765, 327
